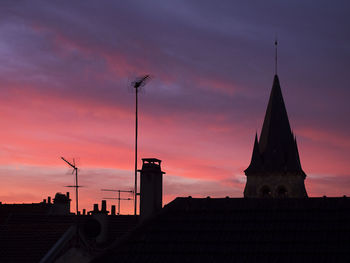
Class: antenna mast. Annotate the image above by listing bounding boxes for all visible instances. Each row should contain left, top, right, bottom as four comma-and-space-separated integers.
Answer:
61, 157, 80, 215
132, 75, 150, 216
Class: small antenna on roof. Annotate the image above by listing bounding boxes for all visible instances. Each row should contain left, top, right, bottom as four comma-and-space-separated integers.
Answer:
101, 189, 134, 215
274, 38, 278, 75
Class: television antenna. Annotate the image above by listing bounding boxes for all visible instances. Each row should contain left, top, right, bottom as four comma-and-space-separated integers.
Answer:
61, 157, 81, 215
101, 189, 134, 215
131, 74, 151, 215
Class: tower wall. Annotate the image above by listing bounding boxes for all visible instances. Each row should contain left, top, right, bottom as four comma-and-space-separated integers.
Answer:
244, 173, 307, 198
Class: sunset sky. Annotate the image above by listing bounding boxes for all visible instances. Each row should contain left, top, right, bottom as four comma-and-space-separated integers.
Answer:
1, 1, 349, 214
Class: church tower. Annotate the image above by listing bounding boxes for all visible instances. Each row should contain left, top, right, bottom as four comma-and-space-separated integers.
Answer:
244, 75, 308, 198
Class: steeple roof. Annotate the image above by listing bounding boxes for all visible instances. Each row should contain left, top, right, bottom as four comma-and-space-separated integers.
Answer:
245, 133, 262, 173
259, 75, 292, 152
245, 75, 305, 175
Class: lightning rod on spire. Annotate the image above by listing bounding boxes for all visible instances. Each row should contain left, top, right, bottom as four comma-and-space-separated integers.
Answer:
275, 39, 278, 75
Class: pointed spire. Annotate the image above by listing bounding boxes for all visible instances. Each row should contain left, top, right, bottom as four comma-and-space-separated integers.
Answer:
252, 132, 260, 161
251, 75, 305, 174
259, 75, 292, 154
245, 133, 262, 173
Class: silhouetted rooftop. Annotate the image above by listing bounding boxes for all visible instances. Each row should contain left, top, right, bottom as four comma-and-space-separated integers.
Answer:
0, 214, 75, 262
95, 197, 350, 262
0, 212, 139, 262
0, 203, 52, 221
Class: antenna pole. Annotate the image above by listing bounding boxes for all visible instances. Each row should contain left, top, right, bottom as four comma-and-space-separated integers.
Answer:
61, 157, 80, 215
275, 39, 278, 75
131, 75, 150, 216
75, 168, 79, 214
118, 190, 121, 215
134, 85, 138, 216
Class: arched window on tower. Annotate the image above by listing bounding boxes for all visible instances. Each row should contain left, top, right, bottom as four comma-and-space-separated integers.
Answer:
277, 186, 288, 198
260, 186, 272, 198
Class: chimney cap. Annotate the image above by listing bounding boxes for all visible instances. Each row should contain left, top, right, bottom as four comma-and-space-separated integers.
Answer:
142, 158, 161, 164
141, 158, 165, 174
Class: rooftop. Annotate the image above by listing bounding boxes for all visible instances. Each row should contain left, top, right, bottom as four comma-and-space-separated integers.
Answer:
95, 197, 350, 262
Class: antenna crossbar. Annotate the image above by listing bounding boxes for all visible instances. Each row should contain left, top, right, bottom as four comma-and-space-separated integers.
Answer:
101, 188, 134, 215
101, 189, 133, 193
103, 198, 133, 200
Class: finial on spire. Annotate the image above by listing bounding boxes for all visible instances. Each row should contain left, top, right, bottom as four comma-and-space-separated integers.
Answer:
274, 38, 278, 75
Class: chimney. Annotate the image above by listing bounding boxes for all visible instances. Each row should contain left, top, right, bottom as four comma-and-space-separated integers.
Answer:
52, 193, 70, 215
101, 200, 107, 213
111, 205, 116, 215
93, 203, 99, 213
140, 158, 165, 220
66, 192, 70, 199
83, 209, 86, 215
48, 196, 51, 204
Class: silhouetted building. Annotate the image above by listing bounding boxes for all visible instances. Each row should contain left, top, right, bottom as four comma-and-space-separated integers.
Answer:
46, 200, 138, 263
0, 192, 74, 262
0, 157, 167, 263
244, 75, 307, 198
0, 192, 71, 216
36, 158, 167, 262
0, 197, 138, 262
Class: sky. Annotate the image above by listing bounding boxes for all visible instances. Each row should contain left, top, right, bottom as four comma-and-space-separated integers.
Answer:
0, 1, 349, 214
